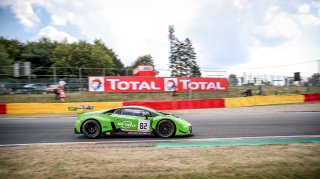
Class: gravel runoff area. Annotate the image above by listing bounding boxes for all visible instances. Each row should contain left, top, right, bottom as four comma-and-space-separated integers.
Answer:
0, 103, 320, 178
0, 143, 319, 178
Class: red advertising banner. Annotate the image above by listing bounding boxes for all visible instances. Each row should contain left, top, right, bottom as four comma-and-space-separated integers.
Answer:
88, 76, 228, 92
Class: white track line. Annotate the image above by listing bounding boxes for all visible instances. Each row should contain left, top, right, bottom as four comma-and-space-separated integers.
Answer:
0, 135, 320, 147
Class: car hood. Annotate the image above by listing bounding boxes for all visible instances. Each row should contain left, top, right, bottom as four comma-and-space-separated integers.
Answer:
162, 113, 189, 122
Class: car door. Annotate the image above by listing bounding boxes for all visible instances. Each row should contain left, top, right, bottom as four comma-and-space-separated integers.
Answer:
117, 108, 152, 133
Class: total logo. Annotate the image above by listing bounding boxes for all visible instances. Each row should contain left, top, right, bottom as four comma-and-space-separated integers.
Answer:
89, 77, 104, 92
88, 76, 228, 92
164, 78, 177, 91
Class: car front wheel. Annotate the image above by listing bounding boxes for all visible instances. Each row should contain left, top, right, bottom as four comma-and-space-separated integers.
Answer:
82, 120, 101, 139
155, 120, 176, 138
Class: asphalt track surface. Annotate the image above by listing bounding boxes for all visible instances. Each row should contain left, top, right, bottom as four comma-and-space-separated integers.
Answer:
0, 111, 320, 145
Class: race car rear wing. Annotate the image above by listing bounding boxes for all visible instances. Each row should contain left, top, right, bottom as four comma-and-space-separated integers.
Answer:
68, 105, 94, 113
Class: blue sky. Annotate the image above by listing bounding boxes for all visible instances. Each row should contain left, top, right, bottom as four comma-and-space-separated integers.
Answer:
0, 0, 319, 77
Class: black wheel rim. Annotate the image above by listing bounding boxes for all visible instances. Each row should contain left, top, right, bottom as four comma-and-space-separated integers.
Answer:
159, 122, 173, 136
86, 123, 98, 135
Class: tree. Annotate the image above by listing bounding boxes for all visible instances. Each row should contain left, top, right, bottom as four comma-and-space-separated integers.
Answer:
168, 26, 201, 77
0, 37, 126, 78
21, 37, 58, 77
52, 41, 98, 76
109, 49, 125, 76
308, 73, 320, 86
228, 74, 238, 86
0, 37, 24, 62
169, 39, 201, 77
51, 40, 122, 76
185, 38, 201, 77
130, 54, 155, 69
50, 41, 74, 76
0, 37, 22, 77
93, 39, 125, 76
92, 40, 115, 75
0, 45, 14, 75
127, 54, 156, 76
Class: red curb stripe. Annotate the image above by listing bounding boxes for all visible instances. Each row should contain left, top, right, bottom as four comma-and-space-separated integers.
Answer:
0, 104, 6, 114
303, 93, 320, 102
124, 98, 225, 110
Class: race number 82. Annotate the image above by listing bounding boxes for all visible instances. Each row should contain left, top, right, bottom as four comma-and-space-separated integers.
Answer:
138, 120, 150, 131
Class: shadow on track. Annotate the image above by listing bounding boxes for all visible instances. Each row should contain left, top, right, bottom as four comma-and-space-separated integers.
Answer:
74, 133, 195, 141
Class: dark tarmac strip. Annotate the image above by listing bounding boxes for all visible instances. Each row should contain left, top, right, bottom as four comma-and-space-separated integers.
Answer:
0, 112, 320, 145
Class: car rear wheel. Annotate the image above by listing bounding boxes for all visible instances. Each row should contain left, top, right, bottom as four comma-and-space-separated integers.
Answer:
155, 120, 175, 138
82, 120, 101, 139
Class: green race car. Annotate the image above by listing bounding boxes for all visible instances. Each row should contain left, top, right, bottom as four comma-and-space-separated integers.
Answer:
70, 105, 192, 138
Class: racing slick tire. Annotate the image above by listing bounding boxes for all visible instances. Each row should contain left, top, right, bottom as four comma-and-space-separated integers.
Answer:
82, 119, 101, 139
155, 120, 176, 138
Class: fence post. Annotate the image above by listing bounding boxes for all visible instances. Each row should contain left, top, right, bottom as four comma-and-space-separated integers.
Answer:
102, 68, 105, 76
189, 88, 192, 100
79, 67, 82, 90
28, 74, 31, 84
53, 67, 57, 84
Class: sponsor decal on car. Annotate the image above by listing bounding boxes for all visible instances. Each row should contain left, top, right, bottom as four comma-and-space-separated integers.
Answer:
118, 121, 136, 128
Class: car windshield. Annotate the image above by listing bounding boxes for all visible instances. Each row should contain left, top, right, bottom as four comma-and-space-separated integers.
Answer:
104, 109, 117, 114
122, 108, 149, 117
138, 106, 161, 114
103, 107, 160, 117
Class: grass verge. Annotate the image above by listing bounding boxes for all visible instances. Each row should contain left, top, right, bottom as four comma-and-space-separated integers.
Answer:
0, 143, 319, 178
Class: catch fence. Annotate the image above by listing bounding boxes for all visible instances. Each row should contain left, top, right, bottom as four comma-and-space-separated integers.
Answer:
0, 66, 319, 98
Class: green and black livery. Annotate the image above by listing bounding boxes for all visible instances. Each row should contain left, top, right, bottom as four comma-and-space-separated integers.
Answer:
71, 105, 192, 138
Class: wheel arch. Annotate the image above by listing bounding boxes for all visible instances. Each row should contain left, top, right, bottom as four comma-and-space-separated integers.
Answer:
152, 118, 177, 135
80, 118, 102, 133
79, 114, 113, 133
152, 118, 176, 129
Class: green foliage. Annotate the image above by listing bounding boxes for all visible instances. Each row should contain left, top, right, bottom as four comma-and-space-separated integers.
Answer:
130, 54, 155, 69
51, 42, 74, 75
126, 54, 157, 76
111, 54, 125, 76
50, 39, 123, 76
0, 37, 125, 78
0, 37, 24, 62
0, 45, 14, 75
308, 73, 320, 86
92, 40, 125, 75
185, 38, 201, 77
22, 37, 58, 76
228, 74, 239, 86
